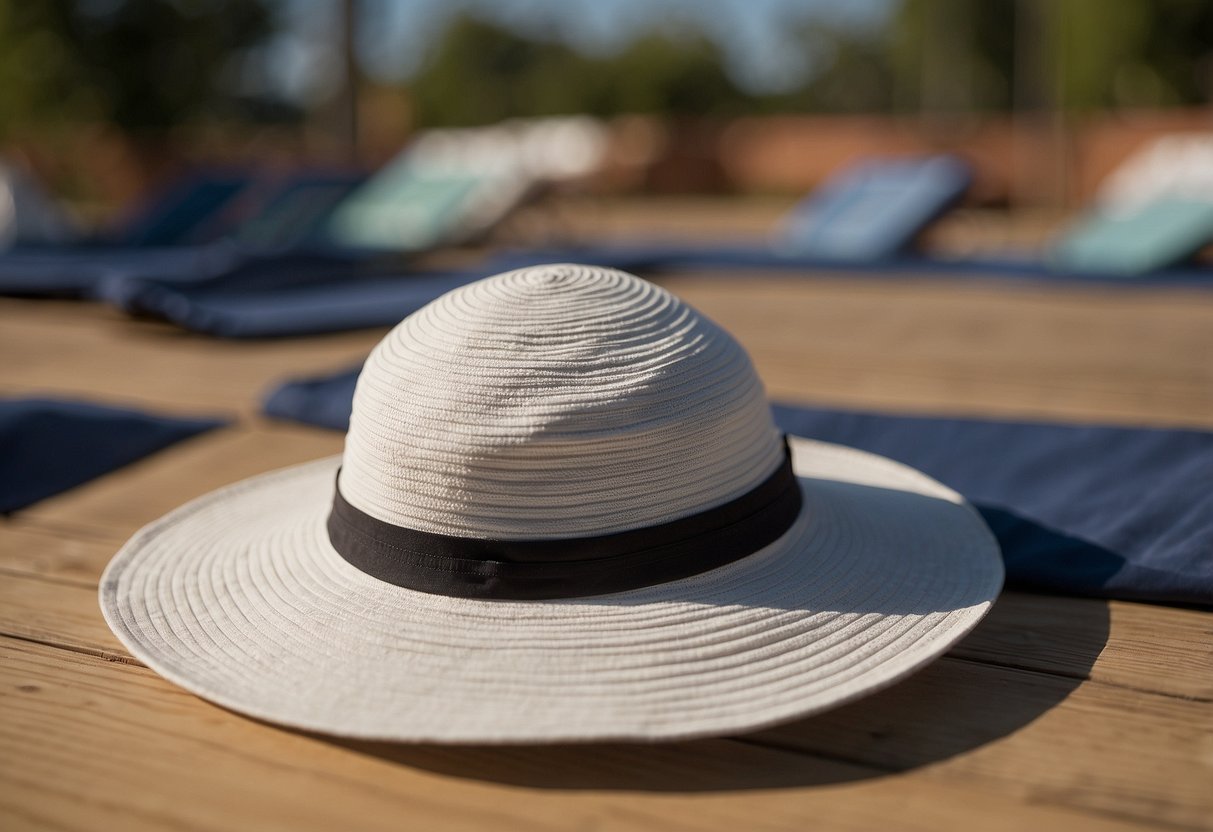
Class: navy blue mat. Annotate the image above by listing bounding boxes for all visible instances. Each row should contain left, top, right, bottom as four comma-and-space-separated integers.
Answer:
263, 367, 361, 431
87, 249, 1213, 340
94, 247, 397, 316
489, 245, 1213, 286
122, 270, 481, 338
0, 398, 228, 513
107, 170, 255, 247
5, 232, 1210, 332
0, 170, 373, 300
262, 365, 1213, 607
0, 242, 245, 298
770, 405, 1213, 608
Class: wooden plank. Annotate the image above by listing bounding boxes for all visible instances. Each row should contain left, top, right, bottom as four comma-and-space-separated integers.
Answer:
1, 571, 1209, 830
3, 545, 1210, 703
0, 638, 1159, 832
0, 574, 132, 663
950, 593, 1213, 702
666, 275, 1213, 430
0, 298, 382, 418
6, 275, 1213, 430
0, 524, 117, 586
4, 254, 1213, 830
18, 425, 343, 537
749, 658, 1213, 831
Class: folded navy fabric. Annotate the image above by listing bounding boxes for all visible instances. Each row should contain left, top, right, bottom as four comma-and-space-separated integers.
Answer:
6, 238, 1208, 306
262, 366, 361, 431
489, 244, 1213, 286
0, 398, 227, 513
108, 170, 255, 246
120, 271, 482, 338
261, 368, 1213, 607
0, 172, 255, 297
770, 405, 1212, 607
125, 251, 1213, 340
0, 239, 389, 304
94, 247, 390, 315
0, 242, 244, 298
0, 171, 369, 300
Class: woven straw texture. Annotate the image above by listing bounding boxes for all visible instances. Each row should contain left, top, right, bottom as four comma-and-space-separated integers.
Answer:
100, 264, 1003, 743
340, 263, 783, 537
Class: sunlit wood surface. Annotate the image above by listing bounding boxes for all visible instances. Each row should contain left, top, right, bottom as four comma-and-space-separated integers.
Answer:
2, 270, 1211, 832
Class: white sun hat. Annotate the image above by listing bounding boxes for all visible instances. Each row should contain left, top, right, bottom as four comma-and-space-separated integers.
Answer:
100, 264, 1003, 743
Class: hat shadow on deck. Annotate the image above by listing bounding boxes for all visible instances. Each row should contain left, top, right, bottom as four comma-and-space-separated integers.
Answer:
316, 496, 1113, 792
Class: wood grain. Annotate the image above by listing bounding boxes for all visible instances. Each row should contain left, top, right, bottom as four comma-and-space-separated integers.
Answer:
666, 275, 1213, 429
950, 593, 1213, 701
4, 273, 1213, 429
1, 638, 1163, 832
4, 564, 1209, 704
18, 424, 343, 536
0, 524, 116, 586
2, 571, 1210, 828
750, 660, 1213, 830
0, 298, 382, 417
2, 267, 1212, 831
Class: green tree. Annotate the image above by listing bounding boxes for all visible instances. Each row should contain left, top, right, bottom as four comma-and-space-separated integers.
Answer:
1054, 0, 1213, 109
765, 20, 897, 114
885, 0, 1213, 114
0, 0, 277, 135
885, 0, 1016, 113
407, 15, 764, 127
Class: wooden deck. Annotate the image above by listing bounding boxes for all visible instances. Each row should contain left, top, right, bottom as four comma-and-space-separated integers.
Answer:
2, 272, 1211, 831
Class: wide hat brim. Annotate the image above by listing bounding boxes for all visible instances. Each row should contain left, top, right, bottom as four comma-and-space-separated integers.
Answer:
100, 436, 1003, 743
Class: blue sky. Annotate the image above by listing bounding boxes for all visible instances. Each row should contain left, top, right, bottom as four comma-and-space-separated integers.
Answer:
267, 0, 894, 102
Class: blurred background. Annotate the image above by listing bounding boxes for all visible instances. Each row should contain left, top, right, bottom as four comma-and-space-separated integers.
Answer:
3, 0, 1210, 253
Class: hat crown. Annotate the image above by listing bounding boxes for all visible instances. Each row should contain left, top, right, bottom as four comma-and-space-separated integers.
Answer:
338, 264, 783, 539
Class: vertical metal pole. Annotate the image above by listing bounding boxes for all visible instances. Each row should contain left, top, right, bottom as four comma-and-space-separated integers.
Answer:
337, 0, 360, 163
1047, 2, 1070, 210
919, 0, 974, 141
1013, 0, 1068, 210
1012, 0, 1039, 209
